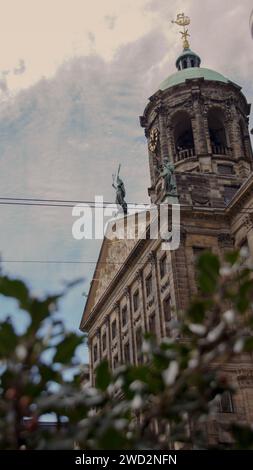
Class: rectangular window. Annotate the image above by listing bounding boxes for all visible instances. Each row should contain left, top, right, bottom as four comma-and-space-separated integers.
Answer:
133, 290, 140, 312
163, 296, 172, 323
124, 342, 130, 363
111, 319, 117, 340
218, 164, 233, 175
113, 354, 119, 369
146, 273, 152, 297
159, 255, 167, 279
102, 332, 107, 351
121, 305, 128, 327
224, 185, 240, 205
149, 313, 156, 333
136, 328, 143, 363
218, 391, 234, 413
93, 344, 98, 363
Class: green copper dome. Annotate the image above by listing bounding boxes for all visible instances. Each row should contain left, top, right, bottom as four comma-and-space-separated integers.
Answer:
159, 67, 230, 91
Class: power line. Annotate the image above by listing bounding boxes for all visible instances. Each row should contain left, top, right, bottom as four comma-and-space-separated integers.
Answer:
0, 196, 148, 208
0, 260, 149, 265
0, 196, 252, 213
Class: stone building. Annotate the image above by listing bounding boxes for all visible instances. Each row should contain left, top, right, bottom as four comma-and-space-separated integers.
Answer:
80, 31, 253, 442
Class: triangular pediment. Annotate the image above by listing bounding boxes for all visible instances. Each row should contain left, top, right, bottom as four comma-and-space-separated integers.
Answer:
81, 214, 142, 324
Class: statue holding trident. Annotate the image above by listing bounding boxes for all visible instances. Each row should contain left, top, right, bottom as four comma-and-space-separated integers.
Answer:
112, 164, 128, 215
160, 158, 177, 196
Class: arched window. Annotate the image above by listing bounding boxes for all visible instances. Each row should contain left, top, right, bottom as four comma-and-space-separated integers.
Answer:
183, 59, 187, 69
173, 111, 195, 161
208, 108, 228, 155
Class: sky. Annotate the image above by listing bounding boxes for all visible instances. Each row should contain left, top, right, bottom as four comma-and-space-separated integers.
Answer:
0, 0, 253, 360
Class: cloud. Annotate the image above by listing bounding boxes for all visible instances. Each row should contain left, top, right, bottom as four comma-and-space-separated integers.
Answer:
0, 1, 253, 336
104, 15, 117, 30
87, 32, 96, 47
0, 28, 168, 333
0, 76, 9, 95
13, 59, 26, 75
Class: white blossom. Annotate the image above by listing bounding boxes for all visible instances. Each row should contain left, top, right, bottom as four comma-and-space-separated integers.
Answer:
220, 266, 232, 276
130, 380, 145, 392
189, 324, 206, 336
163, 360, 179, 386
131, 394, 143, 410
114, 419, 127, 431
15, 345, 27, 361
240, 246, 249, 258
207, 322, 225, 343
233, 338, 244, 353
188, 358, 199, 369
142, 340, 151, 354
223, 309, 235, 325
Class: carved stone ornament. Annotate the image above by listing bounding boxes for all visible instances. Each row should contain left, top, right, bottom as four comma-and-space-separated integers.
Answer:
218, 233, 234, 247
244, 214, 253, 231
148, 127, 160, 153
191, 190, 210, 206
237, 370, 253, 389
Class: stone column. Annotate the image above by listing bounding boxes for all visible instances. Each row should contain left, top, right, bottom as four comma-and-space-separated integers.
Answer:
245, 214, 253, 260
96, 328, 101, 363
166, 120, 175, 162
138, 268, 148, 333
227, 104, 244, 159
125, 287, 136, 365
191, 87, 208, 156
105, 314, 112, 370
203, 112, 212, 154
170, 230, 190, 312
157, 104, 169, 163
114, 301, 123, 364
149, 251, 165, 339
88, 336, 94, 387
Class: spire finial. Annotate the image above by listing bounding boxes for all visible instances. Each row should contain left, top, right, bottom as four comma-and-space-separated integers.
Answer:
172, 13, 191, 50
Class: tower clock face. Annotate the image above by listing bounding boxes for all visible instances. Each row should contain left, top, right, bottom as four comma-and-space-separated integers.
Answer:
148, 127, 159, 153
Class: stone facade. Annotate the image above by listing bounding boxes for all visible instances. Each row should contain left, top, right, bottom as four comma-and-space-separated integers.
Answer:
80, 47, 253, 443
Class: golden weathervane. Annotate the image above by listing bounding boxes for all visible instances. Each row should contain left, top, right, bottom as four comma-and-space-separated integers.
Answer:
172, 13, 191, 50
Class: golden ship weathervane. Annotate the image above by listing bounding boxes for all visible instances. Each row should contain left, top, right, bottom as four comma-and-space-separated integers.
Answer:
172, 13, 191, 49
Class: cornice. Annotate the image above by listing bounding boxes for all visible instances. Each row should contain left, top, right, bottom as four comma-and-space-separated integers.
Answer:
226, 174, 253, 217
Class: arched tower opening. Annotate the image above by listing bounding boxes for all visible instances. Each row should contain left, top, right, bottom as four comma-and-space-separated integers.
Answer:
207, 108, 228, 155
172, 111, 195, 162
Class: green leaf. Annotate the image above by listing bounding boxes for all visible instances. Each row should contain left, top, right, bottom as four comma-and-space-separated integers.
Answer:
243, 337, 253, 352
236, 281, 253, 313
27, 295, 61, 334
187, 300, 207, 323
224, 250, 240, 266
54, 333, 83, 364
0, 321, 18, 358
0, 276, 30, 311
95, 361, 111, 391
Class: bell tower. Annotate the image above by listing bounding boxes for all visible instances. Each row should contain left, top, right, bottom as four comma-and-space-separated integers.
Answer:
140, 13, 253, 207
